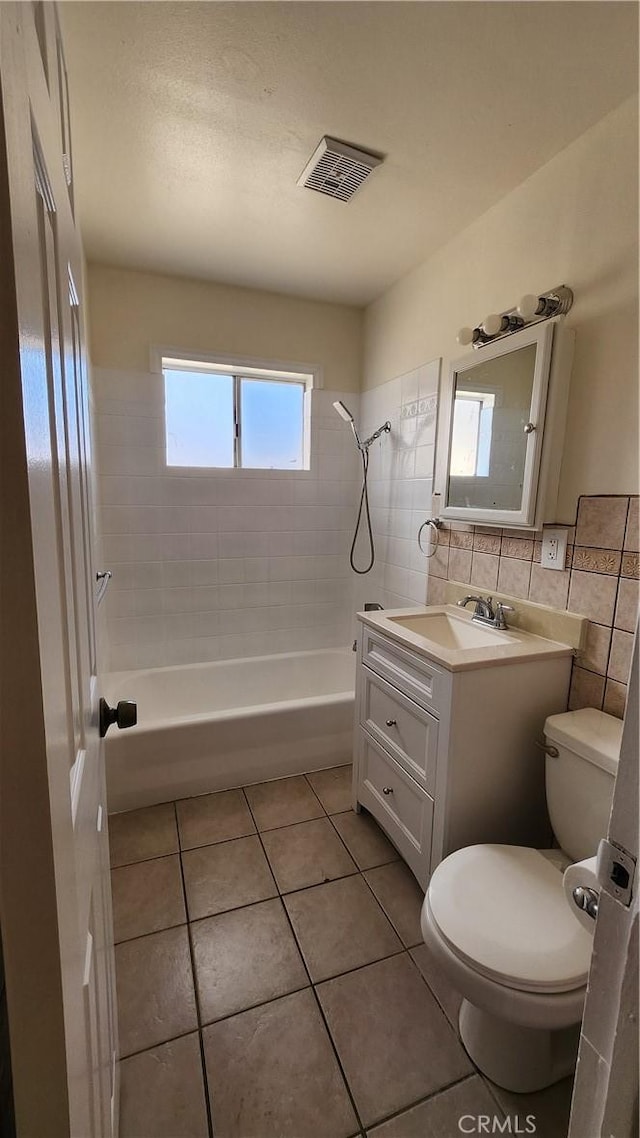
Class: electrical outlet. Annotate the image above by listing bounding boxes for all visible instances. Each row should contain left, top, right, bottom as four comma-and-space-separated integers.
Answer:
541, 526, 568, 571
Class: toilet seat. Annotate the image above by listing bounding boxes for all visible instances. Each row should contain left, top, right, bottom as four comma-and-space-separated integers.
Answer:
428, 844, 593, 994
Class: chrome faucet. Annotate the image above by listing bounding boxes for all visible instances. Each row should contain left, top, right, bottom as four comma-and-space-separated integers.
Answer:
457, 595, 515, 630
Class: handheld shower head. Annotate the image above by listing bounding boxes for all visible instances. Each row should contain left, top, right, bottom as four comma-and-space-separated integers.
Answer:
333, 399, 362, 450
332, 398, 391, 575
332, 400, 354, 423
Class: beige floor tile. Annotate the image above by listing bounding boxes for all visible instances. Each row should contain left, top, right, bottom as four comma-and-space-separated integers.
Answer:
364, 861, 424, 947
331, 809, 399, 871
244, 775, 324, 830
202, 989, 358, 1138
182, 834, 277, 920
109, 803, 178, 867
112, 854, 186, 943
115, 926, 197, 1057
409, 943, 462, 1029
176, 788, 255, 850
367, 1075, 503, 1136
120, 1033, 209, 1138
317, 953, 472, 1127
191, 898, 308, 1023
306, 765, 353, 814
487, 1074, 574, 1138
261, 817, 357, 893
285, 875, 402, 982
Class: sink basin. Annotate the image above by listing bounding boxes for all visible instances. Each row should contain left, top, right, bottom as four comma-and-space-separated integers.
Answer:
359, 603, 579, 672
387, 611, 509, 650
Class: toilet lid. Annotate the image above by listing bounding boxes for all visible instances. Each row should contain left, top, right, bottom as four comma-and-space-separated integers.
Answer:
428, 845, 593, 993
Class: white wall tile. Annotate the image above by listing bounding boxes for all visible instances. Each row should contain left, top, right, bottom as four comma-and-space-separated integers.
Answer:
95, 370, 439, 670
359, 362, 440, 613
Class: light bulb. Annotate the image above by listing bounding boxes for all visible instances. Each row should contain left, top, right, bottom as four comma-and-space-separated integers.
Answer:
482, 313, 504, 337
457, 326, 475, 347
517, 294, 543, 321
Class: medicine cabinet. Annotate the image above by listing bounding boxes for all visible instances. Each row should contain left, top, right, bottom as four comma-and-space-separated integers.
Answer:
434, 319, 574, 530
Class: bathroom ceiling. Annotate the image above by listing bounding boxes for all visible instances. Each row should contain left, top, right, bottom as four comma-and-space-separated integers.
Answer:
60, 2, 638, 307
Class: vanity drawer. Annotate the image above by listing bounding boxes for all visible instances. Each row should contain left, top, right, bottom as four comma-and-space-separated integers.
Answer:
356, 731, 433, 888
361, 627, 446, 718
360, 666, 438, 794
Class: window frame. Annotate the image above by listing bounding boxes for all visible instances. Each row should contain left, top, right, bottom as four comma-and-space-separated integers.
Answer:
155, 347, 318, 472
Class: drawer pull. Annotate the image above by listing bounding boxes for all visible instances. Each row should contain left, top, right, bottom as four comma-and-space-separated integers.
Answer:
385, 719, 397, 727
382, 786, 394, 795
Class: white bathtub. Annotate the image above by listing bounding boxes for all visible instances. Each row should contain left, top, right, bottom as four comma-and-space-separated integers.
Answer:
104, 647, 356, 812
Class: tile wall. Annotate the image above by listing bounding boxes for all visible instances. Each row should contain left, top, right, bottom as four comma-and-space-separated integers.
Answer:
93, 368, 361, 671
93, 359, 637, 715
354, 359, 440, 612
427, 495, 639, 718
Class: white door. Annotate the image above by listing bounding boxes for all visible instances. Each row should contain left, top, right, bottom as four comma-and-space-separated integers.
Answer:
568, 630, 638, 1137
0, 3, 118, 1135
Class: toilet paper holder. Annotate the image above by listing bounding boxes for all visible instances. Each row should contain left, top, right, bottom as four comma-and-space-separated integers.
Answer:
572, 886, 599, 920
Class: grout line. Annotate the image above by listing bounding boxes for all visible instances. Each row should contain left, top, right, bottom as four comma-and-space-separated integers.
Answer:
326, 807, 401, 873
112, 807, 338, 868
404, 947, 460, 1031
241, 785, 367, 1136
118, 1025, 200, 1064
197, 978, 314, 1032
110, 846, 181, 870
114, 916, 188, 948
363, 1072, 480, 1133
310, 945, 409, 993
481, 1074, 513, 1123
358, 867, 418, 950
302, 771, 332, 814
270, 866, 360, 899
173, 801, 215, 1138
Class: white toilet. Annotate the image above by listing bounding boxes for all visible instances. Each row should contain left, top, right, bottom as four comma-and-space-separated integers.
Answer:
421, 707, 622, 1094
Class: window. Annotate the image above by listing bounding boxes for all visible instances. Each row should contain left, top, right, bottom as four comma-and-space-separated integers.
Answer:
450, 390, 494, 477
162, 355, 311, 470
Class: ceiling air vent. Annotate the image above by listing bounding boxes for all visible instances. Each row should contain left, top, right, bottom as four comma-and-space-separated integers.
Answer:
297, 136, 383, 202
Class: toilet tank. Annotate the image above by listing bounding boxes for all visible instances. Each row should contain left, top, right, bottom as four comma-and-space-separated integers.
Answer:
544, 708, 622, 863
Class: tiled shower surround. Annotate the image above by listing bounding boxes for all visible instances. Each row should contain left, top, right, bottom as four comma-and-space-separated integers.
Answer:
427, 495, 639, 718
357, 359, 440, 611
94, 369, 362, 670
93, 362, 441, 670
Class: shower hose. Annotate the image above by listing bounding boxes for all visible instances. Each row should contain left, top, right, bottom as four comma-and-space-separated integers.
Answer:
350, 446, 375, 574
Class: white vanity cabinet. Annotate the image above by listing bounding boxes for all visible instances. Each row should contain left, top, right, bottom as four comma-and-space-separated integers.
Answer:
353, 619, 573, 888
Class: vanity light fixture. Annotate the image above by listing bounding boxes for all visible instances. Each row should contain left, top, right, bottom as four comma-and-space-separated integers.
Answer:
457, 284, 574, 350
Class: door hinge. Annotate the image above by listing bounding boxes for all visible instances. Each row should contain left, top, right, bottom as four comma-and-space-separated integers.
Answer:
597, 838, 636, 907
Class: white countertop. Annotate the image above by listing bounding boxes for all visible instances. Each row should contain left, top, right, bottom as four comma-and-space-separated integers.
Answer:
358, 604, 575, 672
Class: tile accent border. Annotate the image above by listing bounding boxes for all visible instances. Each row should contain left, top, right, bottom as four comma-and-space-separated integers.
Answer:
428, 495, 639, 719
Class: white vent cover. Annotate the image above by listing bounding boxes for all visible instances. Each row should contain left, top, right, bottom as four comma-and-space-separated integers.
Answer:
297, 136, 383, 202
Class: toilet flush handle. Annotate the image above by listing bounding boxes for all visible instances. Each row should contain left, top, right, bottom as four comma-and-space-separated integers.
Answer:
572, 886, 599, 920
534, 740, 559, 758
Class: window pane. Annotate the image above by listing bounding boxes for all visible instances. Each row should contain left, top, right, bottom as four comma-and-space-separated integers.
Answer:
450, 398, 481, 476
240, 379, 304, 469
164, 369, 234, 467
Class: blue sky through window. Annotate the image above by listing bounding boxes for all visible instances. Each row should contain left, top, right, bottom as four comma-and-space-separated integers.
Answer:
165, 369, 234, 467
164, 367, 305, 469
241, 379, 304, 469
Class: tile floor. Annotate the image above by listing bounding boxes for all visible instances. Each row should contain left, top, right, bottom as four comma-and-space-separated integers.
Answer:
110, 764, 574, 1138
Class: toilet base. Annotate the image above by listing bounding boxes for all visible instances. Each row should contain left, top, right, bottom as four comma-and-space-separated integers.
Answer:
459, 998, 580, 1093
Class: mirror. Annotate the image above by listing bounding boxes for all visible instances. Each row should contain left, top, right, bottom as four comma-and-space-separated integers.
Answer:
436, 321, 556, 528
448, 343, 536, 511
